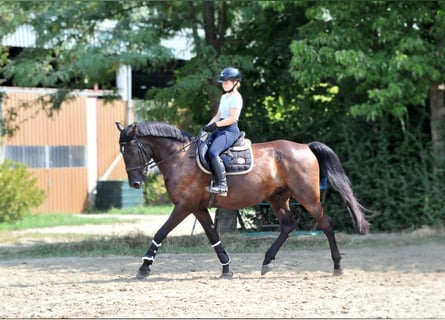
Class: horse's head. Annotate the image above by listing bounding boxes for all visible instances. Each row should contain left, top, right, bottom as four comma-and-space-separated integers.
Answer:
116, 122, 152, 189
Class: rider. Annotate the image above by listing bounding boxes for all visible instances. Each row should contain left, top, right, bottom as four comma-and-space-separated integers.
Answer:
202, 67, 243, 196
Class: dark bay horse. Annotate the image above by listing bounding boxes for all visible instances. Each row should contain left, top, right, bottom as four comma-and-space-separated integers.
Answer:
116, 121, 370, 279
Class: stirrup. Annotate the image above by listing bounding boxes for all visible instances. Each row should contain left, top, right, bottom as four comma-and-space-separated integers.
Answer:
206, 185, 228, 197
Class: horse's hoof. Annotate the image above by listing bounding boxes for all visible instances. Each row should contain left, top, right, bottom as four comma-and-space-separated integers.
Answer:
136, 270, 151, 279
220, 271, 233, 279
261, 264, 273, 275
333, 268, 343, 276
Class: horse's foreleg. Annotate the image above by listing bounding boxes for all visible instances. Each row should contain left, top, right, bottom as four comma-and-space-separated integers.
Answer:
261, 211, 297, 275
137, 210, 187, 279
195, 210, 233, 278
138, 238, 162, 279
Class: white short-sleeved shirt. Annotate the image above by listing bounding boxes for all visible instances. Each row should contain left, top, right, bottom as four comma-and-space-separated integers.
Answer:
218, 92, 243, 119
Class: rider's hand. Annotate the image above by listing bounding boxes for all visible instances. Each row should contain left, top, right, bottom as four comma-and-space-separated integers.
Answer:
202, 122, 217, 132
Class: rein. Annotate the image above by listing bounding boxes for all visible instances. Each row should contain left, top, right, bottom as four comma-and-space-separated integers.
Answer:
122, 135, 199, 173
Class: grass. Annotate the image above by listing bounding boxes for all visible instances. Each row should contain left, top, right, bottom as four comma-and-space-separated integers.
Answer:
96, 204, 174, 215
0, 232, 330, 260
0, 213, 123, 232
0, 204, 174, 232
0, 204, 174, 247
1, 204, 444, 261
1, 226, 445, 261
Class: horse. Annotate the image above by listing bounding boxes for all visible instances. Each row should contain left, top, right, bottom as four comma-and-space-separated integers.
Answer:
116, 121, 370, 279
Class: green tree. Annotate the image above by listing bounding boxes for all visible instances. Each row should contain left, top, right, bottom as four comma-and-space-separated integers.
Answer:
0, 1, 180, 134
286, 1, 445, 229
289, 1, 445, 174
137, 1, 255, 130
0, 1, 255, 132
1, 2, 172, 89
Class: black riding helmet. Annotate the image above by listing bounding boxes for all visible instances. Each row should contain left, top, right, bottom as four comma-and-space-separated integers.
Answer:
218, 67, 242, 83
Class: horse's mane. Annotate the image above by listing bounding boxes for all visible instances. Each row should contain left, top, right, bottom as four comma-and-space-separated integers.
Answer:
136, 121, 193, 143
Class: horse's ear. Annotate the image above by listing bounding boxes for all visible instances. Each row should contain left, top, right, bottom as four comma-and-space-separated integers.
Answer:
116, 122, 125, 132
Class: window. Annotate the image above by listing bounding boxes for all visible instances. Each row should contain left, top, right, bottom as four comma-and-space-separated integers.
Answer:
4, 145, 86, 168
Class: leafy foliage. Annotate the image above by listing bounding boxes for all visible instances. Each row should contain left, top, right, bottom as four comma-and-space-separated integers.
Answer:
310, 103, 444, 232
1, 1, 173, 90
289, 1, 445, 118
284, 1, 445, 231
143, 172, 169, 206
0, 160, 45, 223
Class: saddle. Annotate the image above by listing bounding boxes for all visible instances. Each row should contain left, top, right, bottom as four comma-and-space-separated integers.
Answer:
193, 131, 254, 175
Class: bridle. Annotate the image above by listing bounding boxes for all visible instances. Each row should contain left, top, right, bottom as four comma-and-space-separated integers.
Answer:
120, 135, 199, 175
120, 137, 154, 174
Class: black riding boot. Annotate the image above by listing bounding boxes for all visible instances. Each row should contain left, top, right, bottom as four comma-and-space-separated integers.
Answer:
206, 156, 228, 196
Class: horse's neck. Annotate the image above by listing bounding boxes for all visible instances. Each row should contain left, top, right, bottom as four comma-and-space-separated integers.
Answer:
147, 137, 185, 166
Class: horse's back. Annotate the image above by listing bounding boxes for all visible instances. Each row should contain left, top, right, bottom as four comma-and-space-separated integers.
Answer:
253, 139, 308, 149
251, 139, 320, 185
252, 139, 314, 161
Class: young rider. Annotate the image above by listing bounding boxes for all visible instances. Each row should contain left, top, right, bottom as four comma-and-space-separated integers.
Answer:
202, 67, 243, 196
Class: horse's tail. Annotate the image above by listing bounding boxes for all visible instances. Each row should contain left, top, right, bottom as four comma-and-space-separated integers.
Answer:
308, 141, 371, 235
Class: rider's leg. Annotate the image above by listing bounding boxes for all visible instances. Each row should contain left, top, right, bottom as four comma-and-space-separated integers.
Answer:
207, 133, 230, 196
208, 156, 228, 195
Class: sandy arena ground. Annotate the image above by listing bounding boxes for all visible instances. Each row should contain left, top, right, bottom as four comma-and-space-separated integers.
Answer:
0, 215, 444, 318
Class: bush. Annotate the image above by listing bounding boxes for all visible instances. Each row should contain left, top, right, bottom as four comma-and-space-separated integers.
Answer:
323, 114, 445, 232
143, 172, 169, 205
0, 160, 46, 223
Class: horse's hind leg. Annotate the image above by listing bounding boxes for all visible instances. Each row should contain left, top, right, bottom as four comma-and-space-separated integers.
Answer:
261, 205, 298, 275
321, 215, 342, 274
307, 202, 342, 275
194, 209, 233, 278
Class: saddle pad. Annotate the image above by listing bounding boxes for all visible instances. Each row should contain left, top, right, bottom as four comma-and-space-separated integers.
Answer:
196, 141, 254, 176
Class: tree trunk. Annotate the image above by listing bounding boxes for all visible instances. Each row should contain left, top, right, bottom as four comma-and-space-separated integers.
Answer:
201, 1, 229, 113
215, 208, 238, 233
429, 83, 445, 175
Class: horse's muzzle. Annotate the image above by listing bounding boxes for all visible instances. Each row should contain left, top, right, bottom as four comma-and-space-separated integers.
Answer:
133, 174, 148, 189
128, 174, 147, 189
132, 181, 143, 189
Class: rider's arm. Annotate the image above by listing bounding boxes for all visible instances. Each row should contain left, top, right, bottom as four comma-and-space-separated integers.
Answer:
216, 108, 241, 127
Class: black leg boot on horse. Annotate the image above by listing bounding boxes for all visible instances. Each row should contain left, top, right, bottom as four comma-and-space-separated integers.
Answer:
206, 156, 228, 197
